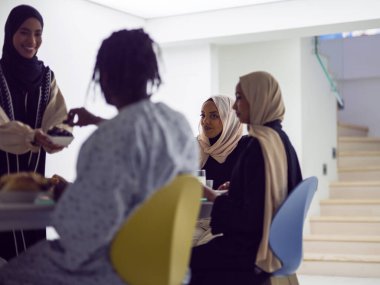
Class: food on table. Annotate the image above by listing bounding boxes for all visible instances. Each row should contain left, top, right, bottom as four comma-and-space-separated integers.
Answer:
47, 126, 73, 137
0, 172, 53, 193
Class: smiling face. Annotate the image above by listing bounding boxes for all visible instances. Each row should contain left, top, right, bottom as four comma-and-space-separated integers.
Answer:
233, 82, 250, 124
200, 100, 223, 139
12, 17, 42, 59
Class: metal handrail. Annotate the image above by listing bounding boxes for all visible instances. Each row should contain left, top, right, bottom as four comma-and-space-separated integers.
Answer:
314, 36, 344, 109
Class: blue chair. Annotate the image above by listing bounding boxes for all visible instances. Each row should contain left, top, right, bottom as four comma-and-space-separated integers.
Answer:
268, 176, 318, 284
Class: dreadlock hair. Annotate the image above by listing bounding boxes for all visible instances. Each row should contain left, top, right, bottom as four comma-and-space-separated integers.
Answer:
92, 29, 161, 104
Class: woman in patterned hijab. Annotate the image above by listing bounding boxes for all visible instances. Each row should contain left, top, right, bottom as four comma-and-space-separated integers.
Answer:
0, 4, 70, 261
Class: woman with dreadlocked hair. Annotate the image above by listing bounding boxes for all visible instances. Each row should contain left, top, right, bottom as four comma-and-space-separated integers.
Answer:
0, 5, 71, 261
0, 29, 197, 284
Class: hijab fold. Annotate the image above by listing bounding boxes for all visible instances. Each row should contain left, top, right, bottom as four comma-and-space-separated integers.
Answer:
239, 71, 288, 273
198, 95, 242, 168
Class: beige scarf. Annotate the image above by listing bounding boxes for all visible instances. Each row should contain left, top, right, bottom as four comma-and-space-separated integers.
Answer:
239, 71, 288, 273
198, 95, 243, 168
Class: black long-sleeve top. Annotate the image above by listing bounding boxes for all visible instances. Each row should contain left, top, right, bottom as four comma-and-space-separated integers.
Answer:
203, 135, 250, 189
210, 120, 302, 239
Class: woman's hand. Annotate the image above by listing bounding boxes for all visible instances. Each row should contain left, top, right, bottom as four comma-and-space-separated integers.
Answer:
34, 129, 64, 151
65, 107, 104, 127
50, 174, 69, 201
203, 185, 218, 202
217, 181, 230, 190
203, 185, 228, 202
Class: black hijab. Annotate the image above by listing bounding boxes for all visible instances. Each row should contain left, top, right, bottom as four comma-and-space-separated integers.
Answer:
1, 5, 46, 92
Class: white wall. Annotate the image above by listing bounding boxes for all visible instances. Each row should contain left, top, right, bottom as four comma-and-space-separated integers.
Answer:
300, 38, 338, 223
343, 34, 380, 79
339, 35, 380, 137
340, 78, 380, 137
154, 44, 214, 135
146, 0, 380, 45
0, 0, 145, 181
217, 39, 303, 157
320, 34, 380, 137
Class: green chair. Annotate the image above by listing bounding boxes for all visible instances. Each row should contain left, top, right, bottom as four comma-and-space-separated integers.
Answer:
110, 174, 202, 285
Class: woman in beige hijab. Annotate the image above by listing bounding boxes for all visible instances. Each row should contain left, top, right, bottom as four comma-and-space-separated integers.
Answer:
198, 95, 249, 189
194, 95, 249, 246
190, 71, 302, 285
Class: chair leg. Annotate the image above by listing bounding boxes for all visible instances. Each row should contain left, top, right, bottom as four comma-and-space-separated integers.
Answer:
268, 274, 299, 285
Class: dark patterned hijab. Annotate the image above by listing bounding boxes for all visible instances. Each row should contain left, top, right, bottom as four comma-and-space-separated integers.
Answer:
1, 5, 46, 92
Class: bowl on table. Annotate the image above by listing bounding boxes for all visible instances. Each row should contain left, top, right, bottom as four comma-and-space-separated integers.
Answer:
47, 127, 74, 147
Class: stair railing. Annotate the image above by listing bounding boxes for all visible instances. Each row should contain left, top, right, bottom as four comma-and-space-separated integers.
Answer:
314, 36, 345, 109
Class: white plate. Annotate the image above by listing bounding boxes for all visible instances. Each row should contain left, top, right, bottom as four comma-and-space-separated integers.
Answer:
47, 135, 74, 147
0, 191, 39, 204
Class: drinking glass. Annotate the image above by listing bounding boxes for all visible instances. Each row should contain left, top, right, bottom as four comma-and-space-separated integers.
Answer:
206, 179, 214, 189
196, 169, 206, 185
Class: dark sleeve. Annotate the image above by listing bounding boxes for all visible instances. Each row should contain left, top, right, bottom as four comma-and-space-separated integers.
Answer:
264, 120, 302, 192
203, 135, 251, 189
275, 129, 303, 192
210, 140, 265, 236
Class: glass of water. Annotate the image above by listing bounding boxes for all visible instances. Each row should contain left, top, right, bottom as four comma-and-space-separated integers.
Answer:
196, 169, 206, 185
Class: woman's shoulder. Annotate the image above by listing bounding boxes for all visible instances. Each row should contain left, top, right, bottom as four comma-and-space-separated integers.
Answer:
228, 135, 260, 160
49, 68, 55, 79
235, 135, 254, 151
238, 135, 252, 146
239, 136, 262, 155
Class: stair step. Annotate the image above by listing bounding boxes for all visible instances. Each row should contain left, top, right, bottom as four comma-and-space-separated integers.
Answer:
310, 216, 380, 236
299, 253, 380, 278
339, 137, 380, 151
330, 181, 380, 199
338, 167, 380, 181
338, 151, 380, 167
305, 123, 380, 278
304, 234, 380, 255
320, 199, 380, 216
338, 123, 369, 137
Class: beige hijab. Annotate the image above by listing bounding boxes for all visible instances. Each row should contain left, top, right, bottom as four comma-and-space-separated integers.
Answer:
198, 95, 243, 168
239, 71, 288, 272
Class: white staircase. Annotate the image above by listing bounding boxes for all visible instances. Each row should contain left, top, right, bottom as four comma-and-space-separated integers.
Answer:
299, 122, 380, 277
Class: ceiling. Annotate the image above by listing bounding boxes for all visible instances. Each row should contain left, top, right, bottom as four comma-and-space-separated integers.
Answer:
86, 0, 290, 19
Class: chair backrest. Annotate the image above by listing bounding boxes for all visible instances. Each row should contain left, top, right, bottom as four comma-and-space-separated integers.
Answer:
110, 174, 202, 285
269, 176, 318, 277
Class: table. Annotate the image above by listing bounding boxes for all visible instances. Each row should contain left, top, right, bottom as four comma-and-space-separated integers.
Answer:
0, 204, 54, 232
199, 201, 213, 219
0, 201, 213, 231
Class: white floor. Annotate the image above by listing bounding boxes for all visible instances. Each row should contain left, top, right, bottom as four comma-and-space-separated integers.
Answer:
298, 275, 380, 285
47, 229, 380, 285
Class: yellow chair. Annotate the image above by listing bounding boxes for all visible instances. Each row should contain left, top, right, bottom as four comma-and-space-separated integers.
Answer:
110, 174, 202, 285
